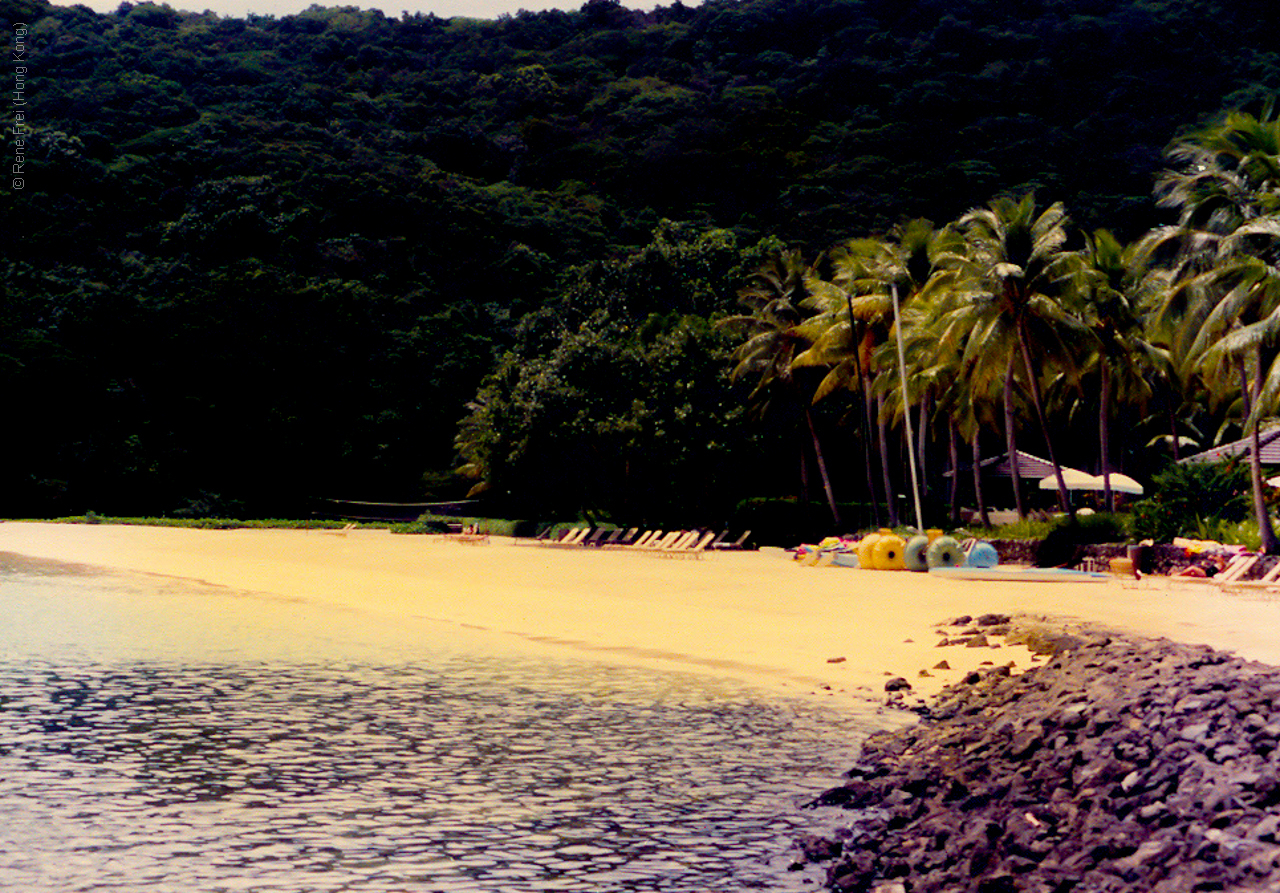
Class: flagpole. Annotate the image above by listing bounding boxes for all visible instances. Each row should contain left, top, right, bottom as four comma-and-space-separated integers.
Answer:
892, 283, 925, 531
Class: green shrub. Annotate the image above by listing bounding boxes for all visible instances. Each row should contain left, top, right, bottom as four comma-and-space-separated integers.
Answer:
1034, 512, 1127, 567
730, 497, 872, 546
391, 518, 451, 535
390, 514, 524, 536
989, 518, 1056, 540
1197, 517, 1263, 551
1127, 461, 1251, 544
47, 516, 362, 530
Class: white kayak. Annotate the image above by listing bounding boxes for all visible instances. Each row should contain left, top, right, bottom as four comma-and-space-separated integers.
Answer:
929, 566, 1111, 583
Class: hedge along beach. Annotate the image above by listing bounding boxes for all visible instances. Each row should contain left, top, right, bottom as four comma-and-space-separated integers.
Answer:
6, 521, 1280, 700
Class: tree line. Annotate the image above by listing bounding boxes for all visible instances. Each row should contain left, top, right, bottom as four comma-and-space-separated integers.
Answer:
3, 0, 1278, 520
461, 105, 1280, 547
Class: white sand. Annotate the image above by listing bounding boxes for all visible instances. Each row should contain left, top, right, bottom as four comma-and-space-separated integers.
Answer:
4, 521, 1280, 707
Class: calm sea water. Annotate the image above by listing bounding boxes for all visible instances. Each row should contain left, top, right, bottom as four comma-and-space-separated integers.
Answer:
0, 551, 892, 892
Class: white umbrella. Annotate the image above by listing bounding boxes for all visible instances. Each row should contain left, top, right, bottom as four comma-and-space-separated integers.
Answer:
1099, 472, 1144, 496
1037, 468, 1098, 490
1038, 470, 1143, 496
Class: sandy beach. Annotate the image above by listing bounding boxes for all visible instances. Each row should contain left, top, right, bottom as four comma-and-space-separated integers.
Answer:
5, 521, 1280, 707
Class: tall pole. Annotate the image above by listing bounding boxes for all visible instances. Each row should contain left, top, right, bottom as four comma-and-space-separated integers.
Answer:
892, 283, 925, 531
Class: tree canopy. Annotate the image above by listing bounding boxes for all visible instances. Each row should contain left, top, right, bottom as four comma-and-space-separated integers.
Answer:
4, 0, 1279, 519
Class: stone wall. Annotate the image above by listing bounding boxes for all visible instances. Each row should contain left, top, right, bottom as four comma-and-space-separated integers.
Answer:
990, 539, 1280, 579
798, 624, 1280, 893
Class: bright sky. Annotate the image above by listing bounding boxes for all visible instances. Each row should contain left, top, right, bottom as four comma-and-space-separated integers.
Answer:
57, 0, 664, 21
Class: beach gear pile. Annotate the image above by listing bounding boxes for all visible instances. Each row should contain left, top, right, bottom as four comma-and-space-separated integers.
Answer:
792, 529, 998, 571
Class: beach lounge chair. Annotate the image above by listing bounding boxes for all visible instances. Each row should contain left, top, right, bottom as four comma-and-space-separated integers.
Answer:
706, 529, 730, 549
541, 526, 591, 547
565, 527, 594, 546
712, 530, 751, 551
513, 524, 556, 546
1168, 552, 1255, 587
605, 529, 652, 549
664, 530, 700, 551
637, 530, 696, 556
639, 531, 684, 552
582, 527, 611, 547
616, 530, 659, 549
597, 528, 626, 547
1214, 555, 1264, 589
661, 530, 718, 559
1225, 560, 1280, 592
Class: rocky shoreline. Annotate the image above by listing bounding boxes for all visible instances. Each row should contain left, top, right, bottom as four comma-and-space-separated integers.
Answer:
797, 618, 1280, 892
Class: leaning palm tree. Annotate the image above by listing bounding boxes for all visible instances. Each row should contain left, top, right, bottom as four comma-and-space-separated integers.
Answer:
1148, 103, 1280, 552
941, 193, 1086, 514
722, 250, 842, 525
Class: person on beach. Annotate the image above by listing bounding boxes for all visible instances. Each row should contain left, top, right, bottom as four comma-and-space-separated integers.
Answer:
1173, 555, 1227, 577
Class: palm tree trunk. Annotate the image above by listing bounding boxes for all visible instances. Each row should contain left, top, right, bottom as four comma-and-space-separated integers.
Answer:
1249, 418, 1278, 554
1250, 355, 1278, 553
1240, 360, 1253, 421
918, 397, 929, 500
1004, 359, 1026, 520
849, 320, 882, 526
1017, 323, 1073, 516
877, 390, 898, 526
1099, 361, 1114, 513
804, 406, 842, 526
799, 439, 811, 504
948, 417, 961, 524
860, 373, 883, 526
971, 431, 990, 528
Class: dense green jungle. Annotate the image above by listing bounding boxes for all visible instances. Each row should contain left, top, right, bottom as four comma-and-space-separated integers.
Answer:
3, 0, 1279, 526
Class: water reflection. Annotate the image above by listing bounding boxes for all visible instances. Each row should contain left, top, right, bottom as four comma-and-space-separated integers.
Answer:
0, 554, 881, 891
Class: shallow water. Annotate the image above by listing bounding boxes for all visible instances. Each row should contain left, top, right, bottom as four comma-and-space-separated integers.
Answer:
0, 552, 890, 892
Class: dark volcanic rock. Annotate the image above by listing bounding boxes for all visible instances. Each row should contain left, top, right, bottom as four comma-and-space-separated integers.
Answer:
803, 630, 1280, 892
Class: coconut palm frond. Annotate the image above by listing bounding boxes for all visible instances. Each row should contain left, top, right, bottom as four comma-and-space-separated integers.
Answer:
811, 359, 861, 403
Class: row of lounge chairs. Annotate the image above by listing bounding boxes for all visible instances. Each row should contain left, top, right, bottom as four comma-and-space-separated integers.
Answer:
530, 526, 750, 557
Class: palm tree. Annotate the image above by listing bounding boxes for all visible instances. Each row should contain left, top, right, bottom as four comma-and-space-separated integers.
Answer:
895, 262, 1004, 526
1150, 103, 1280, 552
791, 273, 886, 525
797, 219, 958, 528
942, 193, 1086, 515
797, 248, 899, 524
1075, 229, 1170, 511
722, 250, 842, 525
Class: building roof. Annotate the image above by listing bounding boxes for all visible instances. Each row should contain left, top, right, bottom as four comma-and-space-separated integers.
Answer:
944, 450, 1089, 479
981, 450, 1087, 479
1181, 426, 1280, 465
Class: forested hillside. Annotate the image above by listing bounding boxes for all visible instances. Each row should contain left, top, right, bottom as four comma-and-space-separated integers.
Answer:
3, 0, 1277, 519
